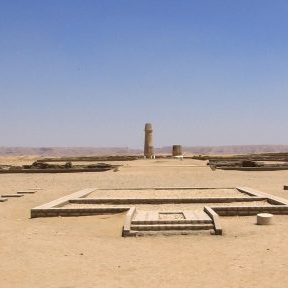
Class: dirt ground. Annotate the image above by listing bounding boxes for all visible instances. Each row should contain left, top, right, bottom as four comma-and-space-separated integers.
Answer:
1, 156, 288, 288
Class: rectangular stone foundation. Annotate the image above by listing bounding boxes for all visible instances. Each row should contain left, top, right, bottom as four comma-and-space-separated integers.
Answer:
30, 186, 288, 237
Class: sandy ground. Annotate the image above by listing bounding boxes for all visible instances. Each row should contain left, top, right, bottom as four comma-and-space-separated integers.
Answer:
1, 157, 288, 288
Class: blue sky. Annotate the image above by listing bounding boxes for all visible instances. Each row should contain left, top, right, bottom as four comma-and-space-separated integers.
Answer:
1, 0, 288, 148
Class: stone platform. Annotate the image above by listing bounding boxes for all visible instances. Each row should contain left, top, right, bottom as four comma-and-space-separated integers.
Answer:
123, 209, 217, 236
30, 187, 288, 237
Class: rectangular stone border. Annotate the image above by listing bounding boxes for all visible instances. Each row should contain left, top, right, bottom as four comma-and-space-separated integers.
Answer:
30, 187, 281, 220
30, 187, 288, 237
31, 187, 242, 218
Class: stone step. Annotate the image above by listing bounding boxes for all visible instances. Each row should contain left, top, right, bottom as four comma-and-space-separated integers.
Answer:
132, 219, 212, 225
133, 211, 158, 222
129, 230, 213, 236
130, 223, 214, 231
183, 210, 212, 221
0, 197, 8, 202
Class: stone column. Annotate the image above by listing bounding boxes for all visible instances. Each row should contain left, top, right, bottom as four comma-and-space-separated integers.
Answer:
144, 123, 154, 159
172, 145, 183, 156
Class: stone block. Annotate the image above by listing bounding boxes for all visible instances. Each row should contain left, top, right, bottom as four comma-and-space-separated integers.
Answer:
257, 213, 273, 225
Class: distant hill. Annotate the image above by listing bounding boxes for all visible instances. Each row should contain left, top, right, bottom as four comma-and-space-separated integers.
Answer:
1, 145, 288, 156
0, 147, 141, 157
157, 145, 288, 155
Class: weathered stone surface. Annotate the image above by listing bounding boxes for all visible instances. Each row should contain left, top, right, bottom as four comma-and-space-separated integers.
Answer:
172, 145, 183, 156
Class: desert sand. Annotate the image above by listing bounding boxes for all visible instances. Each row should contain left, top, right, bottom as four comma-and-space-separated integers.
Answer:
1, 156, 288, 288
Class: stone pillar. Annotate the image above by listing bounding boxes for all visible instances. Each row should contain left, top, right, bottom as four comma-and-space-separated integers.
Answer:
172, 145, 183, 156
144, 123, 154, 159
257, 213, 273, 225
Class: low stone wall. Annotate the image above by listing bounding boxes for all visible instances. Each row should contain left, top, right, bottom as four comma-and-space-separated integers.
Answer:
211, 205, 288, 216
30, 186, 288, 237
69, 197, 267, 205
31, 207, 129, 218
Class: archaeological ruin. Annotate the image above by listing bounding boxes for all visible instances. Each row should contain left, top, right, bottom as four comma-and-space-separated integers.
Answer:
30, 186, 288, 237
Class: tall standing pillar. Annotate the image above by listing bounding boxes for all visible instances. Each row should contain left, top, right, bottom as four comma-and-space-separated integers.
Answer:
144, 123, 154, 159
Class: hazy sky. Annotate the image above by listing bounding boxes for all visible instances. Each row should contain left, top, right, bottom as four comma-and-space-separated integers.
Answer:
1, 0, 288, 148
